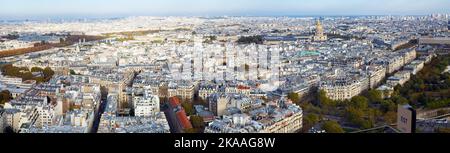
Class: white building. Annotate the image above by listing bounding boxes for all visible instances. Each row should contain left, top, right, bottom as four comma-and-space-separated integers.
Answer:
205, 98, 303, 133
133, 91, 160, 117
319, 76, 369, 101
386, 70, 411, 87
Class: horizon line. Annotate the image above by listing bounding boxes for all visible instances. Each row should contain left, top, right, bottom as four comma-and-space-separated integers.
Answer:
1, 14, 448, 21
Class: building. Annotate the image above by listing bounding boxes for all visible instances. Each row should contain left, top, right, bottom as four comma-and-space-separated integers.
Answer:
0, 109, 21, 133
33, 105, 56, 128
313, 20, 327, 42
404, 60, 424, 75
229, 94, 256, 113
98, 114, 170, 133
194, 105, 215, 123
205, 98, 303, 133
376, 85, 394, 99
198, 84, 218, 100
386, 70, 411, 87
168, 81, 195, 100
419, 37, 450, 45
368, 66, 386, 89
319, 76, 368, 101
133, 91, 160, 117
400, 48, 417, 65
168, 97, 193, 132
0, 110, 3, 133
448, 20, 450, 32
98, 93, 169, 133
208, 93, 229, 116
397, 104, 416, 133
385, 56, 404, 74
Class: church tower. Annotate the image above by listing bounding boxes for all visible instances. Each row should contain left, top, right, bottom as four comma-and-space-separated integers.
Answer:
313, 20, 327, 42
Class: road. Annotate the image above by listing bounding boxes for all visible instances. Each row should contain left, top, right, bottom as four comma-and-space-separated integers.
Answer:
90, 99, 108, 133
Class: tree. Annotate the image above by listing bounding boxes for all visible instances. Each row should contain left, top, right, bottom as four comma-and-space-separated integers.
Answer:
346, 107, 364, 126
244, 64, 250, 72
3, 126, 15, 133
184, 128, 197, 133
43, 67, 55, 78
287, 92, 301, 104
59, 38, 66, 44
383, 111, 397, 124
193, 97, 208, 106
380, 100, 396, 112
203, 36, 217, 43
437, 128, 450, 133
301, 102, 323, 115
100, 86, 109, 100
395, 96, 409, 105
365, 108, 379, 129
322, 121, 344, 133
0, 90, 12, 105
69, 69, 78, 75
120, 102, 129, 109
31, 67, 44, 72
318, 90, 334, 108
22, 72, 33, 81
190, 115, 204, 129
182, 102, 195, 116
367, 90, 383, 104
34, 77, 45, 83
350, 96, 369, 110
360, 120, 373, 129
304, 114, 320, 128
426, 99, 450, 109
237, 35, 264, 44
412, 93, 428, 106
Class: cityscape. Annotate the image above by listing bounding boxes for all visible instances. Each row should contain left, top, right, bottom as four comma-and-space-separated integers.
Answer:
1, 0, 450, 134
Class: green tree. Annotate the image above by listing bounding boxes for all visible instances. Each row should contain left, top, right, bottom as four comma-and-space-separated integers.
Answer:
182, 102, 195, 116
383, 111, 397, 124
70, 69, 78, 75
380, 100, 396, 112
417, 93, 430, 105
43, 67, 55, 78
346, 107, 364, 126
437, 128, 450, 133
237, 35, 263, 44
360, 120, 373, 129
31, 67, 44, 72
244, 64, 250, 72
22, 72, 33, 81
190, 115, 204, 129
395, 96, 409, 105
34, 77, 45, 83
287, 92, 301, 104
100, 86, 109, 100
304, 114, 320, 128
367, 90, 383, 104
184, 128, 197, 133
350, 96, 369, 110
365, 108, 379, 129
322, 121, 344, 133
318, 90, 334, 108
0, 90, 12, 105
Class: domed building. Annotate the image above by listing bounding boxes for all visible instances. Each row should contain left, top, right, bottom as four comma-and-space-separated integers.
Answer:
313, 20, 327, 42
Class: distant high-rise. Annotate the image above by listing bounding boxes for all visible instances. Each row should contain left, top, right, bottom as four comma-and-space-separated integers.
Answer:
447, 20, 450, 32
313, 20, 327, 42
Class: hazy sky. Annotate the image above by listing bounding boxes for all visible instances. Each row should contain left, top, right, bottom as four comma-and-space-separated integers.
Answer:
1, 0, 449, 19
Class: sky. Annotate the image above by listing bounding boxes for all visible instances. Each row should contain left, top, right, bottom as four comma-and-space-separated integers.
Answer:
0, 0, 449, 19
